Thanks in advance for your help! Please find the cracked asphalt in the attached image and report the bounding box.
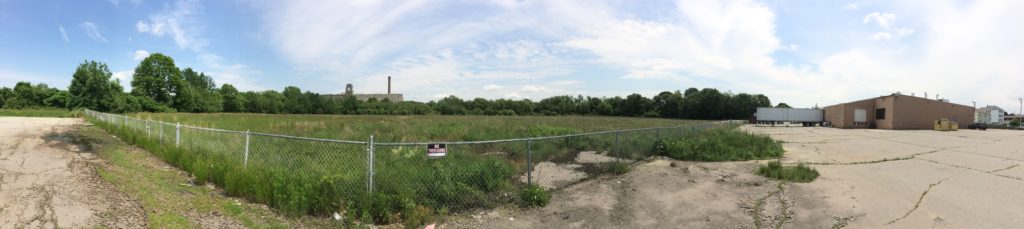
[445,125,1024,228]
[0,117,145,228]
[746,126,1024,228]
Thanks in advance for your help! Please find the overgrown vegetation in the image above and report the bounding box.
[654,127,783,161]
[755,161,819,183]
[519,185,549,208]
[608,162,631,175]
[88,112,730,225]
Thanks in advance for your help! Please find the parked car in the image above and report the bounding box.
[968,123,988,130]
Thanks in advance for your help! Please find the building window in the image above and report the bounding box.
[876,108,886,120]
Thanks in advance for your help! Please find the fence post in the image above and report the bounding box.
[146,119,150,139]
[527,138,533,186]
[175,123,181,147]
[159,122,164,145]
[367,135,375,195]
[243,130,251,168]
[656,128,661,142]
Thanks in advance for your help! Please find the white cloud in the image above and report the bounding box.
[108,0,143,8]
[58,25,69,43]
[197,53,264,91]
[843,3,859,10]
[483,84,503,91]
[79,22,107,43]
[251,0,1024,110]
[870,32,892,41]
[863,12,896,29]
[112,70,133,91]
[136,0,204,50]
[132,50,150,61]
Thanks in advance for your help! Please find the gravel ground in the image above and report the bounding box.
[0,117,146,228]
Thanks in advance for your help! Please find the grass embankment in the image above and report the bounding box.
[755,161,819,182]
[92,113,711,226]
[74,124,333,228]
[0,108,80,117]
[654,126,784,161]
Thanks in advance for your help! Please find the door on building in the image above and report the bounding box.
[854,109,867,127]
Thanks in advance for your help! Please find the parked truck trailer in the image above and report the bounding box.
[754,107,824,127]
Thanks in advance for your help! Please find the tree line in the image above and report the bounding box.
[0,53,786,120]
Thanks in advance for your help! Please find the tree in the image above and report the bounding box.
[776,103,792,108]
[131,53,181,106]
[68,60,122,111]
[282,86,306,114]
[220,84,246,112]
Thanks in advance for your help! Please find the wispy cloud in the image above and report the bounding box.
[132,50,150,60]
[136,0,204,50]
[58,24,69,43]
[79,22,107,43]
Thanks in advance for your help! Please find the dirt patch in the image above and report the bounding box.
[451,159,836,228]
[0,117,146,228]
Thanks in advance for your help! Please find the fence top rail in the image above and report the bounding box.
[84,109,738,146]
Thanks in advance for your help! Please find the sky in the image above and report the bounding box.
[0,0,1022,111]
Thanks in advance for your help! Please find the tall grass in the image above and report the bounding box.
[653,126,783,161]
[134,112,704,142]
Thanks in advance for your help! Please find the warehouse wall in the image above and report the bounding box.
[890,96,974,129]
[824,99,876,129]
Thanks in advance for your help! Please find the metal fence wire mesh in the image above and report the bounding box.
[82,109,737,221]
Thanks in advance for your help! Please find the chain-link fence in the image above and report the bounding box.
[83,109,739,223]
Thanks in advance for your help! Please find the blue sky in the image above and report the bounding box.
[1,0,1022,111]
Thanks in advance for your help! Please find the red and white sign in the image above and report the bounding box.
[427,143,447,157]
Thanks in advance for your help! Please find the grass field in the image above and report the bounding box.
[93,111,730,226]
[131,112,706,142]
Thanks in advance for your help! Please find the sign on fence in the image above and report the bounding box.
[426,143,447,158]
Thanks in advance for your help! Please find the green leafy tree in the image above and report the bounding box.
[68,60,122,111]
[776,103,792,108]
[131,53,181,105]
[220,84,246,112]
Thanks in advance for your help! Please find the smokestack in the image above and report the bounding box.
[387,76,391,95]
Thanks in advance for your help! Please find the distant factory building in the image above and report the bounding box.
[324,76,404,102]
[823,93,973,129]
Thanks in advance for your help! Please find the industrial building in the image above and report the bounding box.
[324,76,404,102]
[823,94,974,129]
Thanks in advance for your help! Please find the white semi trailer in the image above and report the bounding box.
[754,107,824,127]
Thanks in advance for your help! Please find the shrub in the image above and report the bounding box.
[755,161,819,182]
[608,162,630,175]
[519,185,549,208]
[657,128,782,161]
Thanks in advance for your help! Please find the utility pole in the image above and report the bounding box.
[1019,98,1022,129]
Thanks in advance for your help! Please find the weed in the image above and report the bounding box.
[755,161,819,183]
[519,185,549,208]
[608,162,630,175]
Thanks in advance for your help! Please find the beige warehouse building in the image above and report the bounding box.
[823,94,974,129]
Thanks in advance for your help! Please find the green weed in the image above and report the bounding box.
[519,185,549,208]
[756,161,819,183]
